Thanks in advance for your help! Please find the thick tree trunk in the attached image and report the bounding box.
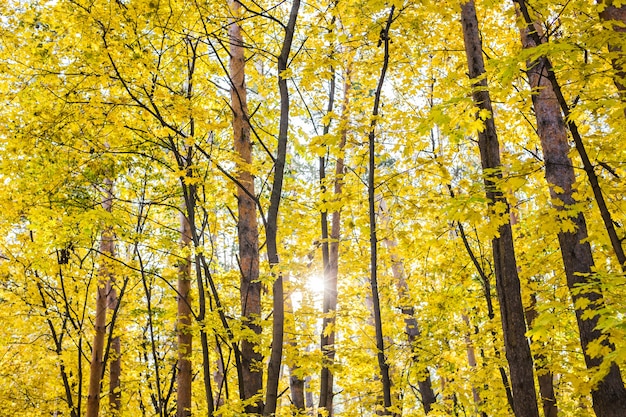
[379,200,436,414]
[367,7,395,415]
[460,3,540,417]
[515,0,626,270]
[87,178,116,417]
[177,212,193,417]
[264,1,300,414]
[520,21,626,417]
[228,1,264,413]
[598,2,626,99]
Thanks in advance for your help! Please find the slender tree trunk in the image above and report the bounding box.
[318,69,350,416]
[318,64,335,417]
[213,344,226,407]
[455,219,515,412]
[228,1,264,412]
[284,275,305,413]
[181,38,218,416]
[318,58,354,417]
[519,20,626,417]
[264,1,300,414]
[511,205,558,417]
[460,3,540,417]
[461,315,487,417]
[108,286,121,414]
[177,212,193,417]
[524,295,557,417]
[367,7,395,415]
[177,154,217,416]
[87,178,116,417]
[37,277,79,417]
[379,199,436,414]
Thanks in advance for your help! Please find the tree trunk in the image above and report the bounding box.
[462,315,487,417]
[379,199,436,414]
[515,0,626,270]
[454,218,515,412]
[598,2,626,99]
[460,3,540,417]
[228,1,264,413]
[367,6,395,415]
[524,295,557,417]
[108,286,121,414]
[264,1,300,414]
[318,64,336,417]
[519,20,626,417]
[284,274,306,413]
[87,178,116,417]
[318,57,353,417]
[177,212,193,417]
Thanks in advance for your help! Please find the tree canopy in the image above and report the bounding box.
[1,0,626,416]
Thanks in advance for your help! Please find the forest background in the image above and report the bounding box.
[1,0,626,416]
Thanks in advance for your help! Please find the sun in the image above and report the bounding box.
[306,274,325,294]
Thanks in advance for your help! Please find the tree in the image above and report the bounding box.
[177,212,193,417]
[460,2,540,416]
[87,178,117,417]
[367,6,396,414]
[228,0,264,412]
[519,14,626,417]
[3,0,626,416]
[263,0,301,414]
